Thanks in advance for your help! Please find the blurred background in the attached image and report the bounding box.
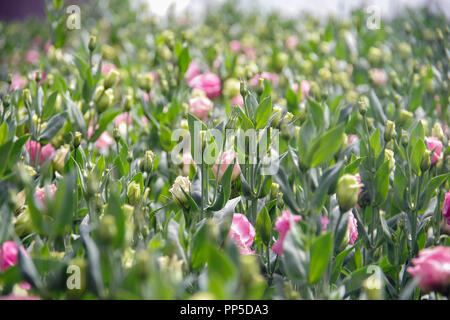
[1,0,449,21]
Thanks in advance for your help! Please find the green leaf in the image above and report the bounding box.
[410,121,424,147]
[256,206,271,245]
[178,46,191,75]
[369,128,382,157]
[410,139,426,176]
[281,227,308,280]
[331,245,355,282]
[65,94,86,135]
[0,140,13,176]
[369,90,387,123]
[306,124,345,168]
[38,112,66,142]
[307,98,324,130]
[255,96,272,129]
[0,122,7,146]
[410,84,424,111]
[309,232,334,284]
[375,161,390,205]
[90,109,121,142]
[209,158,234,211]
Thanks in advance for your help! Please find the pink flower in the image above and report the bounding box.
[212,150,241,183]
[0,294,40,300]
[185,61,200,86]
[243,45,256,60]
[230,94,244,108]
[0,242,31,291]
[321,216,330,232]
[228,214,256,255]
[87,126,115,151]
[291,80,310,99]
[25,50,39,64]
[425,136,443,165]
[229,40,241,52]
[407,246,450,292]
[101,62,117,75]
[443,190,450,225]
[25,139,55,166]
[10,74,27,91]
[272,210,302,256]
[285,35,299,50]
[348,212,358,245]
[348,134,359,144]
[114,112,133,126]
[189,72,222,99]
[369,68,388,86]
[189,96,213,121]
[250,72,279,87]
[34,184,57,209]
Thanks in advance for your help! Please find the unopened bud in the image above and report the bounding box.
[22,89,32,106]
[99,215,117,243]
[104,70,120,89]
[169,176,191,209]
[127,181,141,205]
[73,131,82,148]
[420,149,432,172]
[140,150,155,173]
[88,35,97,52]
[337,174,360,212]
[431,123,444,141]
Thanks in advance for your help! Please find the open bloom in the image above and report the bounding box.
[291,80,311,99]
[0,241,30,291]
[25,139,55,166]
[34,184,57,209]
[88,126,115,151]
[189,72,222,99]
[11,74,27,90]
[229,40,241,52]
[212,151,241,183]
[407,246,450,292]
[369,68,388,86]
[230,94,244,108]
[229,214,256,255]
[425,136,443,165]
[348,212,358,245]
[169,176,191,209]
[272,210,302,256]
[443,190,450,225]
[189,96,213,121]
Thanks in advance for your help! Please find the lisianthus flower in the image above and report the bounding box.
[228,213,256,255]
[348,212,358,245]
[229,40,241,52]
[272,210,302,256]
[285,35,299,50]
[424,136,443,165]
[0,241,31,291]
[212,150,241,183]
[407,246,450,292]
[10,74,27,90]
[291,80,311,99]
[34,184,57,209]
[25,139,55,166]
[25,49,39,64]
[369,68,388,86]
[101,62,117,75]
[230,94,244,108]
[189,96,213,121]
[250,72,279,87]
[189,72,222,99]
[321,216,330,232]
[185,61,200,86]
[443,190,450,225]
[88,126,115,151]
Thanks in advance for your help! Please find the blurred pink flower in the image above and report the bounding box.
[212,150,241,183]
[182,152,197,175]
[0,241,32,292]
[250,72,279,87]
[230,94,244,108]
[189,72,222,99]
[348,212,358,245]
[369,68,388,86]
[189,96,213,121]
[88,126,115,151]
[229,213,256,255]
[285,35,299,50]
[407,246,450,292]
[321,216,330,232]
[34,184,57,209]
[243,45,256,60]
[114,112,133,126]
[25,50,39,64]
[425,136,443,165]
[0,294,39,300]
[101,62,117,75]
[272,210,302,256]
[348,134,359,144]
[185,61,200,86]
[25,139,55,166]
[443,190,450,225]
[229,40,241,52]
[291,80,310,99]
[10,74,27,91]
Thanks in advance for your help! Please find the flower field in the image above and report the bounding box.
[0,0,449,300]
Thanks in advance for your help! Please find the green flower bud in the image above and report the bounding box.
[136,250,152,279]
[3,94,10,108]
[431,123,444,141]
[14,207,34,237]
[398,109,413,128]
[99,215,117,243]
[368,47,382,65]
[223,78,241,98]
[384,149,395,172]
[35,71,42,84]
[140,150,155,173]
[337,174,360,212]
[73,131,82,148]
[384,120,397,142]
[358,96,369,116]
[7,73,12,85]
[104,70,120,89]
[113,127,120,141]
[52,144,70,173]
[158,254,184,283]
[127,181,141,205]
[22,89,32,106]
[420,149,431,172]
[96,88,114,113]
[270,183,279,200]
[88,35,97,52]
[124,94,133,112]
[169,176,191,209]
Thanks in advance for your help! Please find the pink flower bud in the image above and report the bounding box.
[272,210,302,256]
[230,94,244,108]
[321,216,330,232]
[25,139,55,166]
[189,96,213,121]
[407,246,450,292]
[0,241,28,271]
[229,40,241,53]
[348,212,358,246]
[425,136,443,165]
[369,68,388,86]
[250,72,279,87]
[212,151,241,183]
[101,62,117,75]
[11,74,27,91]
[285,35,299,50]
[228,214,256,255]
[25,50,39,64]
